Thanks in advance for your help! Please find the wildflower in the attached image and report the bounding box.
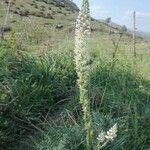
[97,132,106,143]
[105,123,117,141]
[97,124,117,143]
[74,0,93,149]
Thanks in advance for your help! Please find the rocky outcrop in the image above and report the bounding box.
[50,0,79,12]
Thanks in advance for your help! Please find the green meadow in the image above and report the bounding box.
[0,0,150,149]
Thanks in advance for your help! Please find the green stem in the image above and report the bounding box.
[79,79,93,150]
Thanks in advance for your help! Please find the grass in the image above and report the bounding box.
[35,59,149,149]
[0,37,77,149]
[0,0,150,149]
[0,31,149,149]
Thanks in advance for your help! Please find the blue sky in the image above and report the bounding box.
[73,0,150,33]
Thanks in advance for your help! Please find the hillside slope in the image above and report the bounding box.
[0,0,131,36]
[0,0,78,26]
[1,0,145,42]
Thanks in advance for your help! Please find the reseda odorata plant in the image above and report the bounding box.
[97,123,117,149]
[74,0,117,149]
[74,0,93,149]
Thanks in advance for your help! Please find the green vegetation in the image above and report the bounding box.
[0,0,150,150]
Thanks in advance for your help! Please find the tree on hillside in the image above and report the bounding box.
[120,25,127,33]
[105,17,111,24]
[105,17,112,34]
